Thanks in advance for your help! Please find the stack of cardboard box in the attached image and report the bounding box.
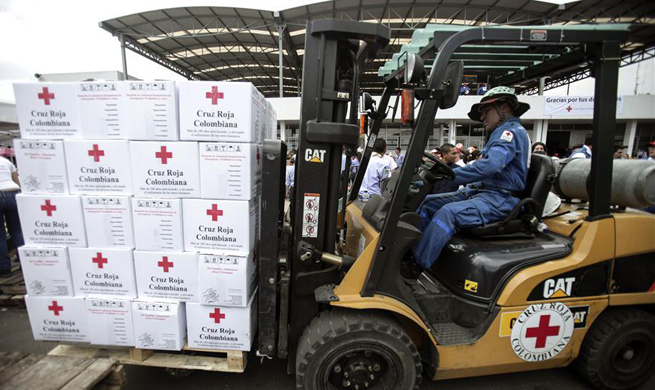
[12,80,274,352]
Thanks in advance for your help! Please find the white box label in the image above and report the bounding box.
[132,198,184,251]
[132,300,186,351]
[198,250,257,307]
[134,251,199,302]
[76,82,126,139]
[130,141,200,198]
[13,83,83,139]
[179,81,260,143]
[69,247,137,298]
[13,139,69,194]
[124,81,179,140]
[19,246,73,296]
[199,142,261,200]
[25,295,90,342]
[64,140,133,194]
[182,198,258,254]
[86,297,135,346]
[186,293,256,351]
[17,194,87,247]
[82,195,135,248]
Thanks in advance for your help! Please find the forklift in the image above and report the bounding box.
[258,20,655,390]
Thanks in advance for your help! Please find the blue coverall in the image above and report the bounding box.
[414,117,531,268]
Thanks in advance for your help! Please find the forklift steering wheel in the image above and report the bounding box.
[423,151,456,181]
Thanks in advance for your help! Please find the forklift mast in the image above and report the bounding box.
[281,20,390,370]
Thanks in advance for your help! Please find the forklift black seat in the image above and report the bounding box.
[462,153,556,237]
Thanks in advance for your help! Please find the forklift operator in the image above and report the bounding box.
[414,87,531,268]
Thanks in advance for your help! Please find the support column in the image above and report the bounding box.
[277,25,286,98]
[448,120,457,145]
[120,34,128,81]
[280,120,286,142]
[624,120,637,157]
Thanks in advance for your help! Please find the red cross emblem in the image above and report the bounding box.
[525,315,560,348]
[205,86,224,105]
[256,146,261,165]
[40,200,57,216]
[92,252,108,269]
[48,301,64,316]
[209,308,226,323]
[88,144,105,162]
[38,87,55,105]
[158,256,174,273]
[155,146,173,164]
[206,204,224,221]
[566,106,573,112]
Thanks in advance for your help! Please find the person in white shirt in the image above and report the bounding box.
[359,139,392,199]
[286,155,295,204]
[383,151,398,172]
[0,156,23,276]
[570,137,592,159]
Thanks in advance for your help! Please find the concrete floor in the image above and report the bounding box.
[1,306,653,390]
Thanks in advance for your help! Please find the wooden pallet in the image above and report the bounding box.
[0,351,124,390]
[49,343,247,373]
[0,265,25,306]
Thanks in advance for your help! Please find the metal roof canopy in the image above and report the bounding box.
[99,0,655,97]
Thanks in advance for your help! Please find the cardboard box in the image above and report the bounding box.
[17,194,87,247]
[76,81,126,139]
[131,198,184,251]
[132,299,186,351]
[13,139,69,194]
[13,82,83,139]
[268,100,277,140]
[25,295,90,342]
[18,246,73,296]
[186,292,257,351]
[178,81,261,143]
[82,195,135,248]
[86,297,135,346]
[64,140,133,194]
[130,141,200,198]
[134,251,199,302]
[124,81,179,141]
[182,198,258,254]
[198,142,261,200]
[198,249,257,307]
[69,247,137,298]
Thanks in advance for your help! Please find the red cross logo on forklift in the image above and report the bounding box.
[48,301,64,316]
[40,200,57,216]
[88,144,105,162]
[206,204,224,221]
[209,308,226,323]
[155,146,173,164]
[525,315,560,348]
[158,256,174,273]
[205,86,224,105]
[92,252,108,269]
[38,87,55,105]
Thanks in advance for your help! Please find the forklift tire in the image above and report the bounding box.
[296,308,422,390]
[574,307,655,390]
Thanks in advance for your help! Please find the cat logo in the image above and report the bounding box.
[305,148,326,163]
[543,277,575,298]
[571,306,589,329]
[464,279,478,293]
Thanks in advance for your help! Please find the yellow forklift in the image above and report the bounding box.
[257,21,655,390]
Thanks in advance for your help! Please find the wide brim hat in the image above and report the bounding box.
[467,86,530,122]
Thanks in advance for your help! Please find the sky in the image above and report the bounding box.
[0,0,653,101]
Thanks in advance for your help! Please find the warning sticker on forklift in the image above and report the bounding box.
[509,303,574,362]
[302,193,320,238]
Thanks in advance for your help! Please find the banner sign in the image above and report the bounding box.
[544,96,623,116]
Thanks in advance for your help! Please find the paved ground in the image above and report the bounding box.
[1,306,653,390]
